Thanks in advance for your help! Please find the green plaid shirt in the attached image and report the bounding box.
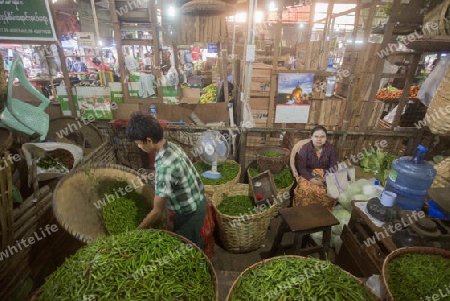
[154,141,205,214]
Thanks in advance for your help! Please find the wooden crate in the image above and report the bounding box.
[249,170,278,207]
[296,41,330,71]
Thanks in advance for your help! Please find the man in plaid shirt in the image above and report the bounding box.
[126,111,206,250]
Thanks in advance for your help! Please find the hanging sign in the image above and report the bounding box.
[75,32,95,47]
[207,43,218,54]
[0,0,57,41]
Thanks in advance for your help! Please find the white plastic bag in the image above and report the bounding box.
[22,142,84,184]
[418,57,450,107]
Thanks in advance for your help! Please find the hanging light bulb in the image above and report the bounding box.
[168,5,176,17]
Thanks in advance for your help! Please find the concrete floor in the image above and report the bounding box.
[209,214,337,301]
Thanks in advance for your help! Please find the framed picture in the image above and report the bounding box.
[275,73,314,123]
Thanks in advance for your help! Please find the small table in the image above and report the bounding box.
[266,203,339,260]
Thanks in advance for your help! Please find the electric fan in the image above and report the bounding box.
[197,131,229,179]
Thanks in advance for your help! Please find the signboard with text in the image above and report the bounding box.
[0,0,57,41]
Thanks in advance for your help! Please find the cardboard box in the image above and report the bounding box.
[182,87,201,98]
[180,97,199,104]
[112,103,140,120]
[109,82,124,104]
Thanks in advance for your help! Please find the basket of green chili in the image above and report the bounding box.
[226,255,381,301]
[256,147,290,174]
[211,184,276,253]
[32,229,219,301]
[52,163,157,243]
[194,159,241,196]
[381,247,450,301]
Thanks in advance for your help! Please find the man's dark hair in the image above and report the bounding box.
[126,111,163,143]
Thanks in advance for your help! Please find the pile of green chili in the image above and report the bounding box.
[387,253,450,300]
[194,161,239,185]
[249,165,294,189]
[217,195,255,216]
[36,230,216,301]
[100,181,162,235]
[261,151,284,158]
[229,256,377,300]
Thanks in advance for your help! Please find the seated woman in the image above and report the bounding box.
[293,125,338,210]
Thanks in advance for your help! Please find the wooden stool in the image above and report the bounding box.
[266,203,339,260]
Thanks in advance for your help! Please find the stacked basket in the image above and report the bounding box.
[432,156,450,188]
[256,146,290,174]
[426,66,450,136]
[202,159,241,196]
[211,184,276,253]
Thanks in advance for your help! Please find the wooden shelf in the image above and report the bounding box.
[371,23,422,35]
[121,39,153,46]
[406,35,450,52]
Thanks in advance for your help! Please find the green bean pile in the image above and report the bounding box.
[261,151,283,158]
[249,165,294,189]
[387,253,450,300]
[194,161,239,185]
[37,230,216,301]
[217,195,254,216]
[229,256,377,301]
[100,181,162,235]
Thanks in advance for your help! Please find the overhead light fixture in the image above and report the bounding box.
[269,1,277,11]
[168,5,176,17]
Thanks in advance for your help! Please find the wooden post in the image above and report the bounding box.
[342,1,361,131]
[361,0,402,131]
[108,0,129,101]
[267,0,284,128]
[150,0,163,103]
[48,1,77,116]
[391,54,421,128]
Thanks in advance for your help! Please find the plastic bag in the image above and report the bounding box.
[201,197,216,258]
[418,57,450,107]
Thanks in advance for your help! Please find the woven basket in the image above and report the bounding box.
[427,67,450,136]
[226,255,381,300]
[381,247,450,301]
[0,128,12,154]
[423,0,450,36]
[211,184,276,253]
[256,147,290,174]
[48,116,105,155]
[432,156,450,188]
[53,163,155,243]
[202,160,241,196]
[31,229,220,301]
[181,0,235,15]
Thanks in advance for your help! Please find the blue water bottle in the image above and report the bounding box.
[384,144,437,210]
[149,103,157,119]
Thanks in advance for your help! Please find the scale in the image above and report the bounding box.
[392,210,450,249]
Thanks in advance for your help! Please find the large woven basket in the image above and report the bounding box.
[426,66,450,135]
[211,184,276,253]
[432,156,450,188]
[256,146,290,174]
[423,0,450,36]
[31,229,220,301]
[226,255,381,300]
[52,163,154,243]
[202,159,241,196]
[381,247,450,301]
